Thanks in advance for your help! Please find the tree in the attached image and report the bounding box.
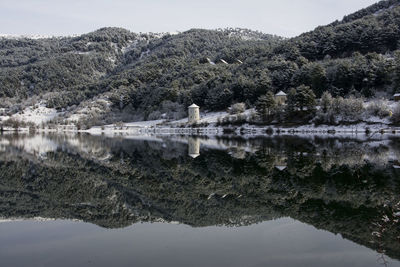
[309,63,327,97]
[296,85,316,112]
[229,103,246,114]
[256,91,276,120]
[255,70,272,97]
[320,91,333,113]
[293,63,327,97]
[393,51,400,91]
[205,87,233,110]
[286,88,297,115]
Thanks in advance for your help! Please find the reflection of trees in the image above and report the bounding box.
[287,152,316,178]
[254,147,277,171]
[0,134,400,259]
[390,138,400,164]
[372,201,400,265]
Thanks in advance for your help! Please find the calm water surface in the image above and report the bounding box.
[0,133,399,267]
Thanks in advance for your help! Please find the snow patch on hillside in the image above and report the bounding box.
[121,40,138,54]
[72,51,93,55]
[0,103,60,125]
[65,98,112,123]
[0,34,60,39]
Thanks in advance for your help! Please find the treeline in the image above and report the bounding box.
[250,88,398,125]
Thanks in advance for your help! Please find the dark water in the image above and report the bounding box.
[0,133,400,267]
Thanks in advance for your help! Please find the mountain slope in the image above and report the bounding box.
[1,0,400,125]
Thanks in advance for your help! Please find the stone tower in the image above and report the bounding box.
[188,104,200,124]
[275,91,287,105]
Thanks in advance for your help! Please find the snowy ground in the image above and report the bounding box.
[0,103,60,125]
[124,120,164,127]
[167,111,230,125]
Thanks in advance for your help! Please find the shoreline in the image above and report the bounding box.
[2,122,400,137]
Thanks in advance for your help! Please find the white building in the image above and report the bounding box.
[275,91,287,105]
[188,104,200,124]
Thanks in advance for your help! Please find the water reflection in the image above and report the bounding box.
[188,137,200,158]
[0,133,400,265]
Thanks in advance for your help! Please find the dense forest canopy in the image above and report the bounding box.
[1,0,400,120]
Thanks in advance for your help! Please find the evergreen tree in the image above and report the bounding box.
[309,63,327,97]
[256,91,276,119]
[286,88,297,116]
[296,85,316,112]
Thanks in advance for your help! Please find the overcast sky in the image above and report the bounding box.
[0,0,379,37]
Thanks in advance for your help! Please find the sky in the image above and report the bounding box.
[0,0,379,37]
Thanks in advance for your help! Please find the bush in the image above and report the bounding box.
[28,122,36,133]
[342,97,364,121]
[366,99,391,118]
[331,97,344,114]
[320,92,333,113]
[75,121,82,131]
[326,96,364,122]
[228,103,246,115]
[194,122,209,128]
[248,111,260,124]
[391,104,400,124]
[216,115,234,126]
[2,118,23,129]
[314,110,336,125]
[115,121,125,129]
[314,94,367,124]
[77,116,100,130]
[236,113,247,123]
[147,111,162,120]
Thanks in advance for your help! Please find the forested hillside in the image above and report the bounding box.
[1,0,400,123]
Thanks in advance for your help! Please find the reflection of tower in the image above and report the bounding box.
[275,155,287,171]
[188,137,200,158]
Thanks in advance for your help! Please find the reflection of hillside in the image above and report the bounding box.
[0,134,399,259]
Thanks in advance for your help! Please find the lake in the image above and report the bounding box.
[0,133,399,267]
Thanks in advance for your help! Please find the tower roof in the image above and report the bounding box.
[189,104,199,108]
[276,91,287,96]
